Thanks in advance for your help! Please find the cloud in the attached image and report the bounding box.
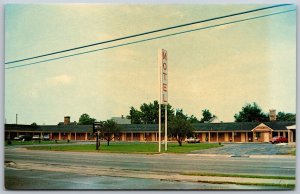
[46,74,74,87]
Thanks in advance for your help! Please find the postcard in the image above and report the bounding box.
[4,3,296,190]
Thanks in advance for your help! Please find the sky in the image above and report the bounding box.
[4,4,296,125]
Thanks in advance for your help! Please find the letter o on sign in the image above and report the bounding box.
[163,62,167,70]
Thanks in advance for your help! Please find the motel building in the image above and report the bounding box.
[5,116,296,144]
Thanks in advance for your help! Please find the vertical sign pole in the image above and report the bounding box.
[158,49,161,153]
[162,49,168,152]
[165,104,167,151]
[159,103,161,152]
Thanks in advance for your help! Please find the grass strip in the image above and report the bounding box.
[181,172,295,180]
[25,142,222,154]
[289,149,296,156]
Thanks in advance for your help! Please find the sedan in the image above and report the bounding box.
[270,136,288,144]
[13,135,32,141]
[185,137,200,143]
[32,135,41,140]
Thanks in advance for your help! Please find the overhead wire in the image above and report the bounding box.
[5,4,291,65]
[5,9,295,70]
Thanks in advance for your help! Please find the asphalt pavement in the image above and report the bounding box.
[4,143,296,190]
[191,143,295,156]
[5,168,289,190]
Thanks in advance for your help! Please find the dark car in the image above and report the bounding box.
[13,135,32,141]
[270,136,288,144]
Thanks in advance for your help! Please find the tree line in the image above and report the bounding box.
[233,102,296,122]
[126,100,216,124]
[75,101,295,146]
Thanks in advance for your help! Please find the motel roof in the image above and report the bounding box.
[192,121,296,132]
[5,124,93,133]
[5,121,295,133]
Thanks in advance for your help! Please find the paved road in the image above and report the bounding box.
[5,147,296,176]
[4,145,296,190]
[5,168,287,190]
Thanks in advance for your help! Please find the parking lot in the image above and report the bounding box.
[191,143,295,156]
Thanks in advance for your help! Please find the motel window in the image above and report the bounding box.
[126,133,131,138]
[256,132,261,138]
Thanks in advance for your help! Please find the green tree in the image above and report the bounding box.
[169,115,193,146]
[129,101,175,124]
[30,122,38,127]
[234,102,269,122]
[276,112,296,121]
[200,109,215,123]
[160,103,175,123]
[78,113,96,125]
[99,119,120,146]
[140,102,157,124]
[188,115,199,123]
[175,109,188,120]
[128,107,143,124]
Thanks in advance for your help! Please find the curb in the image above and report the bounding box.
[249,155,296,159]
[186,154,232,157]
[186,154,295,159]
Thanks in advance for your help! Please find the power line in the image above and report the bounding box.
[5,9,295,70]
[6,9,295,70]
[5,4,291,65]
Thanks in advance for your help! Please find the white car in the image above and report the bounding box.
[43,134,50,140]
[186,137,200,143]
[32,135,41,140]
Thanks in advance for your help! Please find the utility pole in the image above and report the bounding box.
[16,114,18,124]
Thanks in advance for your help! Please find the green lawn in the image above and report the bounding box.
[290,149,296,156]
[26,142,222,154]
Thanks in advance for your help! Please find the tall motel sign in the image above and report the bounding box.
[158,49,168,152]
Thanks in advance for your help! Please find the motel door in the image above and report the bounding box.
[263,132,270,142]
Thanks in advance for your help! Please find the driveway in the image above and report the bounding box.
[191,143,295,156]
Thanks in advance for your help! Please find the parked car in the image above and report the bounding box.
[270,136,288,144]
[13,135,32,141]
[43,134,50,141]
[32,135,41,140]
[186,137,200,143]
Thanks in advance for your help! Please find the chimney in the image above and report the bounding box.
[64,116,70,125]
[269,109,276,121]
